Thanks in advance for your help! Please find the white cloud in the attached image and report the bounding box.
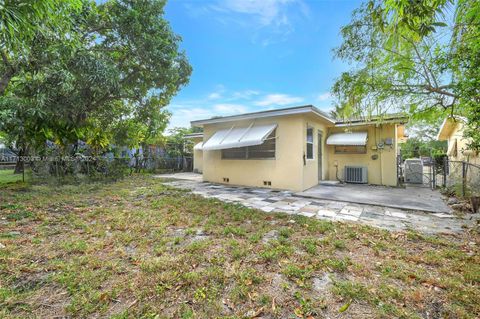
[167,88,306,130]
[231,90,260,100]
[185,0,310,46]
[208,92,222,100]
[254,94,303,106]
[168,106,215,129]
[218,0,296,27]
[317,92,332,102]
[214,103,248,114]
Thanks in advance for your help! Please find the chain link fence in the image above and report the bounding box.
[439,160,480,197]
[1,155,193,184]
[399,156,480,197]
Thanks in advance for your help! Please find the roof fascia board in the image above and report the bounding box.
[191,106,335,127]
[184,133,204,139]
[335,118,408,127]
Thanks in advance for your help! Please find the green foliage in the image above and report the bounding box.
[0,0,82,54]
[333,0,480,149]
[464,106,480,151]
[400,137,447,160]
[164,127,197,158]
[0,0,192,162]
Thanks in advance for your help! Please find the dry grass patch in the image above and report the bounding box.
[0,175,479,318]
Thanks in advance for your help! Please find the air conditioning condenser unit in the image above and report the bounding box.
[344,166,368,183]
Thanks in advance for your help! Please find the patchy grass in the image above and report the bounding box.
[0,175,479,318]
[0,169,25,185]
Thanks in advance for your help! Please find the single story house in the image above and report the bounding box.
[437,116,479,165]
[190,105,407,192]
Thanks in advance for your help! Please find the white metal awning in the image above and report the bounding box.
[326,132,368,146]
[193,142,203,151]
[202,123,277,151]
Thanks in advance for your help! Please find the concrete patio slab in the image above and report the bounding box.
[155,174,480,234]
[296,183,451,213]
[154,172,203,182]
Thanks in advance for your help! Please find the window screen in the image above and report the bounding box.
[222,130,276,159]
[306,127,314,159]
[334,145,367,154]
[221,147,247,159]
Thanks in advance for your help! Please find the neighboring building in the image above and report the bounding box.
[185,132,204,173]
[190,105,407,192]
[0,143,17,162]
[437,116,479,165]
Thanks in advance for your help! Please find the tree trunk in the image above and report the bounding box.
[0,65,16,95]
[134,149,140,173]
[14,148,25,174]
[471,196,480,214]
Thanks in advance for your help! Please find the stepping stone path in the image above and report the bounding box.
[160,179,479,234]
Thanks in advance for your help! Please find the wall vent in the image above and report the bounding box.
[223,177,229,182]
[344,166,368,183]
[263,181,272,186]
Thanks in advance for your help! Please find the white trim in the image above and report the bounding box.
[306,126,314,160]
[191,105,335,126]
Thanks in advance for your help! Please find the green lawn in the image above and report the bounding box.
[0,169,25,185]
[0,175,478,318]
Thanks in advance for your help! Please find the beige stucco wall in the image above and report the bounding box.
[447,122,479,165]
[190,137,203,173]
[326,124,399,186]
[199,116,401,191]
[193,149,203,173]
[202,115,308,191]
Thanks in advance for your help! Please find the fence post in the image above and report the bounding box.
[462,161,466,197]
[443,157,447,187]
[432,161,436,190]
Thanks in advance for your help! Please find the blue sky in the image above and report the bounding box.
[164,0,362,129]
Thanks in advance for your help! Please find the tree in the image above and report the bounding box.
[164,127,194,158]
[0,0,192,172]
[400,137,447,160]
[0,0,83,95]
[332,0,480,148]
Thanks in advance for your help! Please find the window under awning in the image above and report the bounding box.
[202,123,277,151]
[193,142,203,151]
[326,132,368,146]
